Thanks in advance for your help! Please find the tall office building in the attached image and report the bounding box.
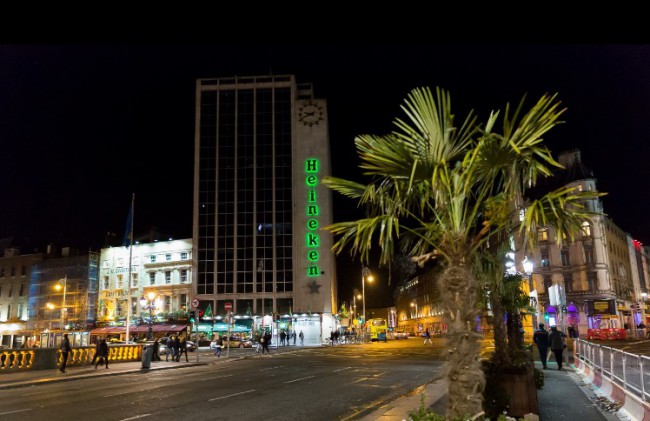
[193,75,337,344]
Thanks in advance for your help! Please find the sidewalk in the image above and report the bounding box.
[360,360,622,421]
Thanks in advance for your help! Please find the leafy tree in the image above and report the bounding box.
[323,87,601,418]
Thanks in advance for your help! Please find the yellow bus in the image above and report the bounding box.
[365,318,388,342]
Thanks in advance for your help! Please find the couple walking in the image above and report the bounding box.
[533,323,567,370]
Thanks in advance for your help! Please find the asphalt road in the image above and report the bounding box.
[0,339,446,421]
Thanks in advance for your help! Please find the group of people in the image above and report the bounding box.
[162,335,189,362]
[533,323,568,370]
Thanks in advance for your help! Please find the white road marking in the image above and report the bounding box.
[259,366,283,371]
[0,409,32,416]
[200,374,233,381]
[373,371,387,377]
[120,414,152,420]
[334,367,352,373]
[104,391,132,398]
[208,389,256,401]
[283,375,315,384]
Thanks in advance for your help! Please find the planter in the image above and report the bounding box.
[499,365,539,417]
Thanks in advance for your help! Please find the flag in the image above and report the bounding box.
[122,194,134,247]
[289,306,292,317]
[204,303,213,319]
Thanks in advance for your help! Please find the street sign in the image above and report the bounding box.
[224,302,232,312]
[191,298,199,309]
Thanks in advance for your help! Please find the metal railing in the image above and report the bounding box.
[575,338,650,402]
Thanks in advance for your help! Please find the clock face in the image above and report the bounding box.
[298,100,324,127]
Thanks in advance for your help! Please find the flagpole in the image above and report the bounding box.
[125,193,135,343]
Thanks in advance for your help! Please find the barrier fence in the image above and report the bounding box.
[575,338,650,402]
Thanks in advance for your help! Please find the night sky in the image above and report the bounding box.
[2,45,649,307]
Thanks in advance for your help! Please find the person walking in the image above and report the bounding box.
[423,329,432,345]
[152,339,161,361]
[533,323,549,369]
[292,331,296,345]
[95,339,109,369]
[214,336,223,357]
[548,325,567,370]
[166,337,174,362]
[261,332,271,354]
[90,339,101,366]
[59,333,72,373]
[173,336,181,362]
[178,337,189,362]
[299,330,304,346]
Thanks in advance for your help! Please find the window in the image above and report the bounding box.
[538,228,548,242]
[165,271,171,284]
[17,304,24,319]
[150,255,156,263]
[0,285,2,297]
[582,221,591,237]
[543,276,553,291]
[181,269,188,283]
[587,272,598,291]
[180,294,187,310]
[561,249,570,266]
[21,265,26,276]
[584,247,594,265]
[565,277,574,293]
[19,283,25,296]
[132,273,138,287]
[540,248,550,267]
[166,254,172,261]
[0,267,4,277]
[103,276,109,289]
[6,304,12,320]
[8,284,13,297]
[149,272,156,285]
[181,252,188,260]
[10,266,16,277]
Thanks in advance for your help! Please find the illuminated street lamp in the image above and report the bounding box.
[46,302,55,331]
[362,266,373,340]
[139,291,157,340]
[54,276,67,330]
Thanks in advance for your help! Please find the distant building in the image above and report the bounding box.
[97,239,193,325]
[193,75,337,344]
[0,247,41,348]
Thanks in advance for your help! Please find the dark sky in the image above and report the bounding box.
[2,45,650,307]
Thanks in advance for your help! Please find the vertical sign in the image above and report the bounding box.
[305,159,321,278]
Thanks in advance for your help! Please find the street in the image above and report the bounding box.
[0,338,446,421]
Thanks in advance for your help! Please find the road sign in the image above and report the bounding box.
[191,298,200,309]
[224,302,232,312]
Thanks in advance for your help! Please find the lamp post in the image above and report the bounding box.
[361,266,373,341]
[139,291,157,340]
[522,257,535,336]
[54,276,67,330]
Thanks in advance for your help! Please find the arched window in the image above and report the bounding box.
[582,221,591,237]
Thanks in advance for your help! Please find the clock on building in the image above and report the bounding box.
[298,100,324,127]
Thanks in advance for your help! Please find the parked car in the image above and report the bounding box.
[393,330,409,340]
[210,336,253,349]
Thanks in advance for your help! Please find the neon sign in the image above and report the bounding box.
[306,159,321,277]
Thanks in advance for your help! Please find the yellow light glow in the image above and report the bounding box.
[46,303,55,310]
[147,291,156,301]
[367,275,374,282]
[54,284,62,291]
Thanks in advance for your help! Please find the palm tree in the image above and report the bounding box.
[323,87,602,419]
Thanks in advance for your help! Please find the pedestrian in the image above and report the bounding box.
[423,328,432,345]
[152,339,161,361]
[533,323,549,369]
[166,337,174,362]
[173,336,181,362]
[299,330,304,346]
[280,330,286,346]
[292,331,296,345]
[90,339,101,366]
[214,336,223,357]
[95,339,109,369]
[59,333,72,373]
[548,325,567,370]
[261,332,271,354]
[330,330,335,346]
[178,337,189,362]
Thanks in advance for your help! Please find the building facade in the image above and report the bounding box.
[0,247,41,347]
[97,239,193,324]
[193,75,337,345]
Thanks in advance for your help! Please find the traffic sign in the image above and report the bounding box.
[191,298,199,309]
[224,302,232,312]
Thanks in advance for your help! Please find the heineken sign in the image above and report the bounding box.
[305,159,321,278]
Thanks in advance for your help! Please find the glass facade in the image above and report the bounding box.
[197,77,295,310]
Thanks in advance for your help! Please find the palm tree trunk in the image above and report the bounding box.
[490,288,510,367]
[438,262,485,419]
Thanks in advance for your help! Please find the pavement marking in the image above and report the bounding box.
[284,375,315,384]
[334,367,353,373]
[208,389,256,401]
[120,414,152,420]
[350,377,369,384]
[0,409,32,416]
[200,374,233,381]
[373,371,387,377]
[105,391,132,398]
[259,366,283,371]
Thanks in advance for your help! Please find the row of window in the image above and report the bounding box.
[0,303,25,321]
[102,270,189,290]
[0,283,26,298]
[541,272,598,293]
[539,246,595,268]
[102,252,189,268]
[0,265,27,277]
[537,222,592,242]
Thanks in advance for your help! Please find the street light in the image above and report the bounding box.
[352,289,361,328]
[362,266,373,340]
[139,291,157,340]
[54,276,67,330]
